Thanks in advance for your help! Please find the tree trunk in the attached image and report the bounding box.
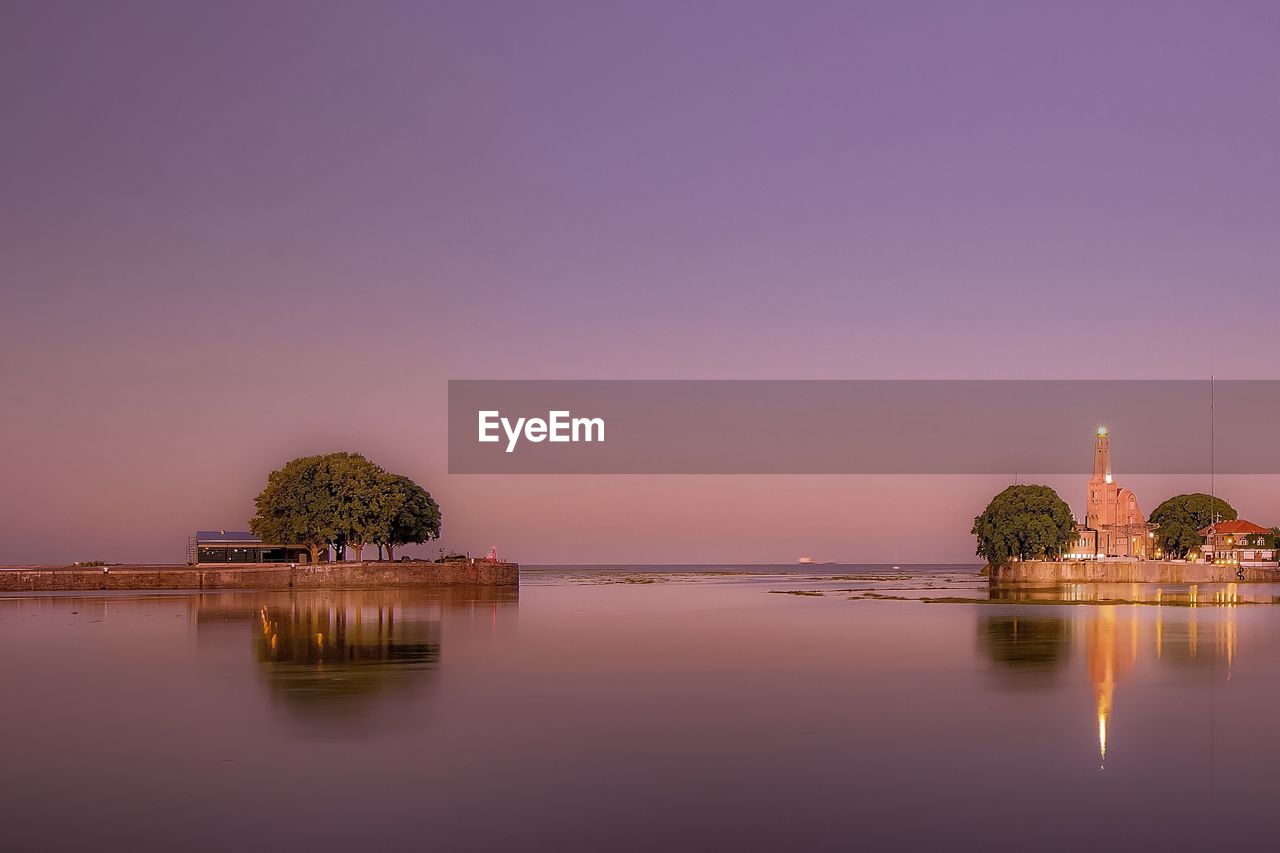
[351,542,363,563]
[376,544,385,561]
[308,544,320,564]
[386,544,396,561]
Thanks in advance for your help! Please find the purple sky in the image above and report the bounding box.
[3,1,1279,564]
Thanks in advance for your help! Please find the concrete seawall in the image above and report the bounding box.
[0,560,519,592]
[991,560,1280,584]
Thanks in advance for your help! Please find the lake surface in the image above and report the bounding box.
[3,565,1279,851]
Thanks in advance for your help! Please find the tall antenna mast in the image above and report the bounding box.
[1210,374,1216,531]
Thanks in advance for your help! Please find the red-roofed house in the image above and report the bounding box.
[1197,520,1277,567]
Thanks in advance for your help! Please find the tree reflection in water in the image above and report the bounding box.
[978,614,1071,683]
[255,592,441,706]
[196,586,517,725]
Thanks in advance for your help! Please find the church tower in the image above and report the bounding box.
[1093,428,1111,483]
[1083,427,1150,558]
[1086,427,1112,529]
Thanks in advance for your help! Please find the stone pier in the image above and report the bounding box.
[990,560,1280,584]
[0,560,519,592]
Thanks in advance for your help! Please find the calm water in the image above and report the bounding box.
[3,565,1279,851]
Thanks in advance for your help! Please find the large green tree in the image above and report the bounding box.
[324,452,390,562]
[371,473,442,561]
[972,484,1076,567]
[1148,493,1237,558]
[250,453,439,563]
[248,455,340,564]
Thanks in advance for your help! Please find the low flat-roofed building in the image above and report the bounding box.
[188,530,319,565]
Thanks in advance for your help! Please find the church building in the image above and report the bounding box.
[1067,428,1153,560]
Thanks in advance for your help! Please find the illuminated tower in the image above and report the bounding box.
[1084,427,1150,558]
[1086,427,1112,529]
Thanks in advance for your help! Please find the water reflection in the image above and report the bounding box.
[1085,606,1135,766]
[977,615,1071,681]
[195,586,518,722]
[988,581,1280,606]
[981,584,1243,768]
[7,573,1280,849]
[252,593,440,709]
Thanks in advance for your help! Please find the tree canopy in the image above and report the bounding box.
[971,484,1076,567]
[1148,493,1237,558]
[250,453,442,562]
[370,473,443,561]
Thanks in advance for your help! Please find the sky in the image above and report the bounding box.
[2,0,1279,564]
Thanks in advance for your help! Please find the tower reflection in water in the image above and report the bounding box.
[196,587,518,724]
[981,583,1260,767]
